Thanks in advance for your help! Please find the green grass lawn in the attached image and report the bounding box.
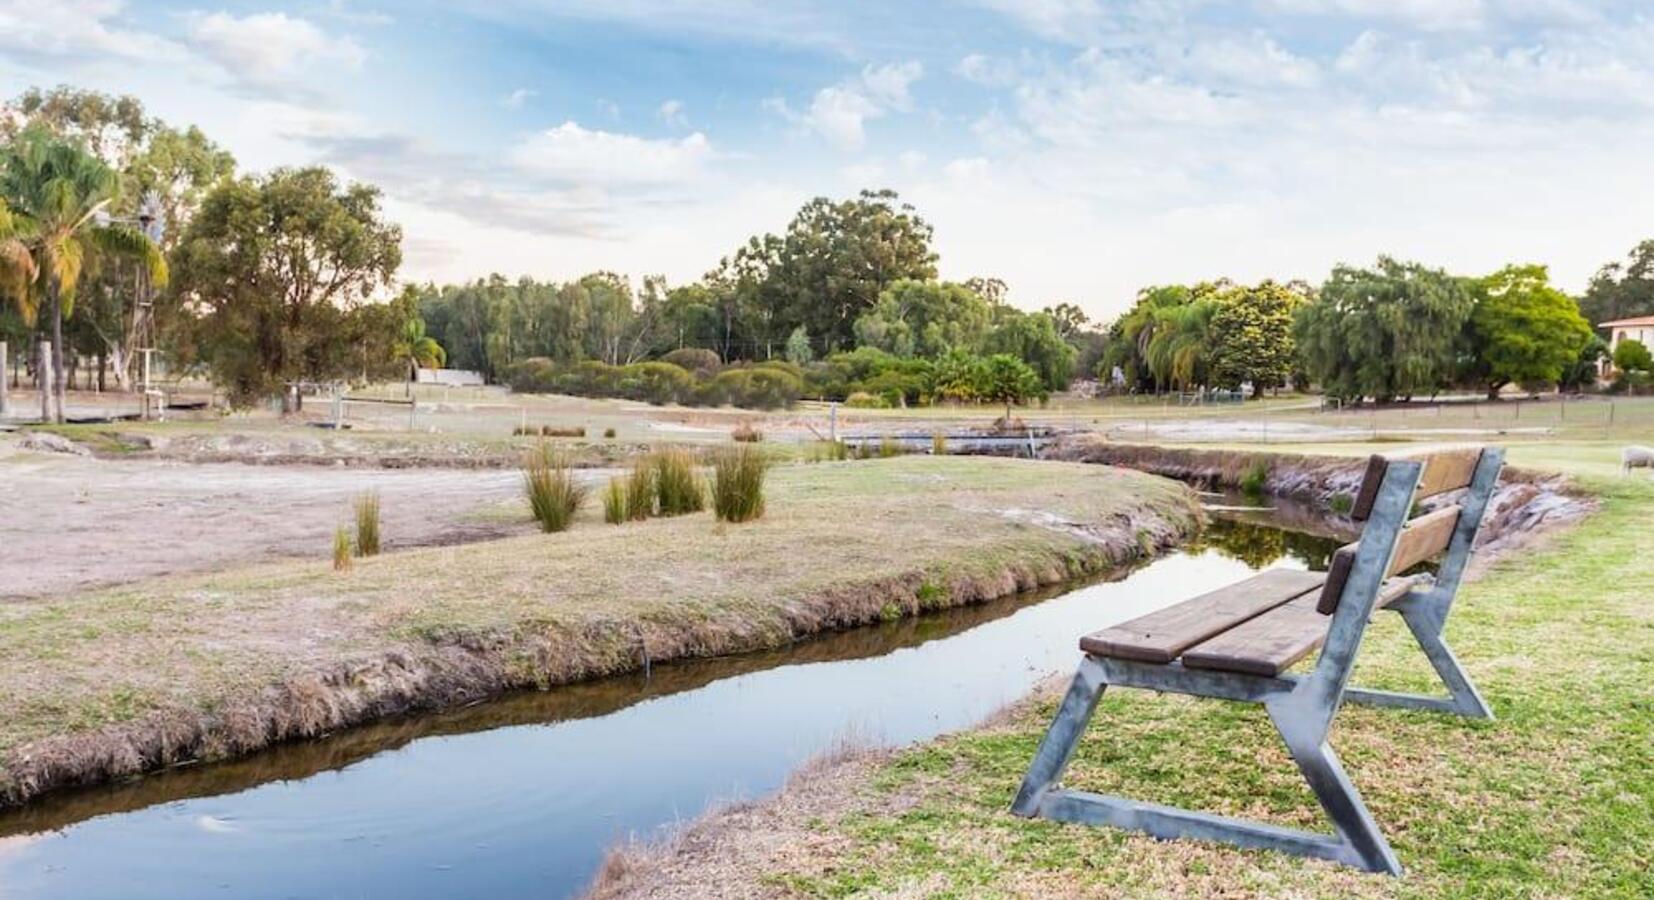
[618,469,1653,898]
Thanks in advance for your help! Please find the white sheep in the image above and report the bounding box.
[1623,445,1654,476]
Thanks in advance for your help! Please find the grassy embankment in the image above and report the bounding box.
[595,454,1653,899]
[0,456,1198,807]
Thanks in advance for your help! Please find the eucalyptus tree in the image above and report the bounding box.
[172,166,401,409]
[0,129,166,420]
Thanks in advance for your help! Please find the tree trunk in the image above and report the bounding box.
[49,282,66,423]
[97,351,107,393]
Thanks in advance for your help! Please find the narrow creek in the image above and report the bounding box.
[0,500,1347,900]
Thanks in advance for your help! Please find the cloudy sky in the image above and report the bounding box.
[4,1,1652,320]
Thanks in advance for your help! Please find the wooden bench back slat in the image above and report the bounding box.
[1318,504,1463,615]
[1351,447,1485,521]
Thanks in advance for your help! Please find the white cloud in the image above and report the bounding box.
[898,150,928,171]
[501,88,537,109]
[956,53,1019,87]
[1259,0,1487,32]
[943,157,990,180]
[770,61,923,151]
[185,11,367,94]
[511,122,715,187]
[0,0,182,61]
[657,99,687,127]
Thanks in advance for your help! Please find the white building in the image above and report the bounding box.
[1600,315,1654,378]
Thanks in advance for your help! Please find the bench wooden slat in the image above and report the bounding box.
[1351,448,1485,520]
[1414,448,1483,499]
[1080,569,1325,663]
[1317,505,1462,615]
[1181,595,1327,676]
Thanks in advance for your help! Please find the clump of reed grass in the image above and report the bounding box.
[652,448,705,516]
[808,440,848,463]
[1239,460,1270,499]
[879,435,902,458]
[712,443,768,523]
[523,443,587,532]
[332,525,353,572]
[931,431,947,455]
[731,422,763,443]
[625,460,655,520]
[602,476,627,524]
[603,427,617,439]
[353,491,381,557]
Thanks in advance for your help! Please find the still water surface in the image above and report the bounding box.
[0,512,1341,899]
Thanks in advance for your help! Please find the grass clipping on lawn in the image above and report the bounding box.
[0,456,1199,808]
[589,474,1654,900]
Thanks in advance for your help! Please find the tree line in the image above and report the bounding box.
[6,83,1651,419]
[1102,250,1654,403]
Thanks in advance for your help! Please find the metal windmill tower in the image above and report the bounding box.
[135,191,165,419]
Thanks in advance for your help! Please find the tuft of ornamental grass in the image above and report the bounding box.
[353,491,381,557]
[731,422,763,443]
[808,440,848,463]
[602,476,627,525]
[523,443,587,532]
[879,435,902,458]
[332,525,353,572]
[931,431,947,455]
[625,460,655,520]
[712,443,768,523]
[652,448,705,516]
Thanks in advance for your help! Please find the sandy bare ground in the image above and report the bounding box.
[0,441,581,600]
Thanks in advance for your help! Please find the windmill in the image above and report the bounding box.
[134,191,165,419]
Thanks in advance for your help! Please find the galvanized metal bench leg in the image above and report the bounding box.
[1268,697,1404,875]
[1011,657,1106,816]
[1344,596,1494,720]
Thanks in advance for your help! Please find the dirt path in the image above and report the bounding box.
[0,444,582,600]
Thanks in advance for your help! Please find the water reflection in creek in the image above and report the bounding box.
[0,509,1341,900]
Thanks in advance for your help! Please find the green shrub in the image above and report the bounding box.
[712,443,768,523]
[523,444,587,532]
[621,361,695,405]
[332,525,353,572]
[1239,461,1270,499]
[603,427,617,439]
[625,459,655,520]
[660,347,722,376]
[844,390,889,409]
[652,448,705,516]
[602,476,627,524]
[353,491,381,557]
[1328,493,1354,516]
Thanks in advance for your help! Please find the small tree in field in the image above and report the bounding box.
[1463,265,1592,399]
[978,354,1044,420]
[1614,338,1652,374]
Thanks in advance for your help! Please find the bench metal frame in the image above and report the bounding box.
[1011,449,1505,875]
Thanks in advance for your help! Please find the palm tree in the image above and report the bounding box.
[0,199,36,309]
[0,128,166,421]
[393,315,446,395]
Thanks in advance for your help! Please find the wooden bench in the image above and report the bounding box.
[1012,447,1505,876]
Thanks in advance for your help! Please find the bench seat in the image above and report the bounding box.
[1081,569,1426,675]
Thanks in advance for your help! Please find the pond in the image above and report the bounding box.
[0,505,1344,899]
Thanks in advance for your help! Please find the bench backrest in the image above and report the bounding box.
[1316,447,1502,616]
[1301,446,1504,715]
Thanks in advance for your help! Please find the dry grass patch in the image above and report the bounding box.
[0,457,1198,807]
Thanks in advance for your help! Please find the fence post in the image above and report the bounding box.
[38,340,52,422]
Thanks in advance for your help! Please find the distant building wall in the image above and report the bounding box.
[1600,318,1654,378]
[415,368,486,386]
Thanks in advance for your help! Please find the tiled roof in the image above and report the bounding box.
[1600,315,1654,327]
